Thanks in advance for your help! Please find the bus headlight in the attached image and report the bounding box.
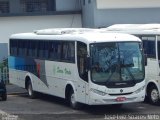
[90,88,107,96]
[134,86,145,94]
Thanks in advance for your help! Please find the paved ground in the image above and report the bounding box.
[6,84,27,95]
[0,85,160,120]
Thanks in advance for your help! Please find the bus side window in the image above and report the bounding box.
[10,39,18,56]
[158,41,160,61]
[48,41,61,61]
[18,40,23,56]
[44,41,49,58]
[77,41,88,82]
[37,41,45,58]
[142,40,156,58]
[30,40,36,57]
[62,42,75,63]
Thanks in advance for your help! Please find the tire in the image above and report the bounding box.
[68,89,82,109]
[148,85,160,105]
[1,92,7,101]
[27,81,36,99]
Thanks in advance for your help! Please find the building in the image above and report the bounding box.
[1,0,160,83]
[1,0,160,43]
[0,0,82,83]
[0,0,82,43]
[82,0,160,28]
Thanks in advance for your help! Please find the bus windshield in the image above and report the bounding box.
[90,42,144,87]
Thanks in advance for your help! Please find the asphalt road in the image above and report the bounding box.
[0,85,160,120]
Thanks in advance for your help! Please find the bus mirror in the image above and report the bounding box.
[86,56,91,71]
[144,54,147,66]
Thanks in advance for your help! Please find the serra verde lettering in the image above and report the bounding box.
[53,66,71,75]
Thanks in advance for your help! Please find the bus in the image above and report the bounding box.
[104,24,160,105]
[8,28,145,109]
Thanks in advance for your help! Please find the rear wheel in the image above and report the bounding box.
[27,81,36,99]
[68,89,82,109]
[148,85,160,105]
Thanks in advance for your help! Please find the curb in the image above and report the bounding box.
[7,92,27,95]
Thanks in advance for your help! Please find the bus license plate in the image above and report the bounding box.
[115,97,126,102]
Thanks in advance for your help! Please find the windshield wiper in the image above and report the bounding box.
[105,64,119,84]
[120,63,134,68]
[123,67,136,84]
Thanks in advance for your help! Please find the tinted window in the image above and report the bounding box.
[10,39,18,56]
[18,40,25,56]
[38,41,44,58]
[158,42,160,59]
[10,39,75,63]
[62,42,75,62]
[141,36,156,58]
[20,0,55,13]
[0,1,9,14]
[77,41,88,81]
[48,41,62,61]
[90,42,144,87]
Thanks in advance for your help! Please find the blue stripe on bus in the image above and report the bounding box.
[8,56,48,86]
[8,56,37,73]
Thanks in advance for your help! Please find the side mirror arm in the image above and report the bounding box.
[144,54,147,66]
[86,56,91,71]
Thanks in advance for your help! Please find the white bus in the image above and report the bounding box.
[105,24,160,105]
[8,28,145,109]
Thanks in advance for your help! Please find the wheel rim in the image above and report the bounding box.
[28,84,32,96]
[71,93,76,105]
[151,89,159,102]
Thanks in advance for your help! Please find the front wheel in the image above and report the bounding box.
[68,89,82,109]
[148,85,160,105]
[27,81,36,99]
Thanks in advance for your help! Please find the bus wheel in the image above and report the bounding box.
[148,85,160,105]
[1,92,7,101]
[27,81,36,99]
[69,89,82,109]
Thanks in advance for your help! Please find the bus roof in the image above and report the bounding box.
[107,24,160,30]
[104,24,160,35]
[10,28,141,43]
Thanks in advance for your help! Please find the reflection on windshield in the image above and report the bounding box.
[90,42,144,84]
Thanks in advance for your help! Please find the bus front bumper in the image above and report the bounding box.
[88,89,145,105]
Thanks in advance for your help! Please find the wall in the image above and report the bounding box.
[9,0,81,13]
[81,0,160,28]
[81,0,95,27]
[96,0,160,9]
[94,8,160,28]
[0,14,82,43]
[56,0,81,11]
